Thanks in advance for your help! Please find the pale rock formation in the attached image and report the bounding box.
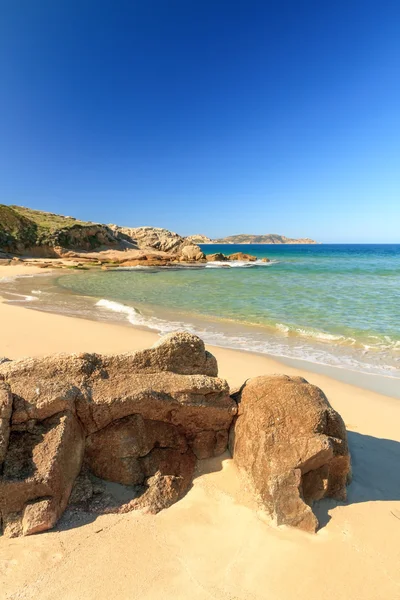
[229,375,351,532]
[111,225,187,254]
[179,244,206,261]
[186,234,213,244]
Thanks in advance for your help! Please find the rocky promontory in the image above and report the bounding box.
[0,205,205,266]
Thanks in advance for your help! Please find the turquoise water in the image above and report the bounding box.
[2,244,399,377]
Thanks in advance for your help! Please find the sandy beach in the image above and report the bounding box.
[1,265,399,600]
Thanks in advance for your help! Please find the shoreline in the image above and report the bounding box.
[0,264,398,412]
[1,264,400,599]
[0,264,399,398]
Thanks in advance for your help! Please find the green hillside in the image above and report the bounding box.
[0,204,113,253]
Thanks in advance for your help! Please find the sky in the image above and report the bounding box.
[0,1,399,242]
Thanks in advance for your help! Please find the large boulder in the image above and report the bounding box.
[0,333,236,536]
[229,375,351,532]
[179,244,206,262]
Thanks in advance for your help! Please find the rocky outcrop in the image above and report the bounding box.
[0,335,351,538]
[228,252,257,261]
[111,225,195,255]
[206,253,229,262]
[0,333,236,536]
[206,252,266,262]
[229,375,351,532]
[0,205,205,262]
[0,204,124,254]
[179,245,206,262]
[186,234,212,244]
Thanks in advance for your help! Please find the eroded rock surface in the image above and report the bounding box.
[0,333,235,536]
[229,375,351,532]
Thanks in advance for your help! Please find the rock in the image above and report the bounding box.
[111,227,205,262]
[0,411,85,537]
[0,333,236,536]
[186,234,212,244]
[22,498,59,536]
[179,245,206,262]
[130,469,194,514]
[206,253,229,262]
[119,254,174,267]
[150,331,218,376]
[85,414,191,485]
[229,375,350,532]
[0,383,12,466]
[261,257,270,263]
[111,225,187,254]
[228,252,257,261]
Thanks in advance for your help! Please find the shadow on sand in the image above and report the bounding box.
[56,454,227,533]
[57,433,400,533]
[314,431,400,527]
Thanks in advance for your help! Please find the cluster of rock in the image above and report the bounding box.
[0,333,350,537]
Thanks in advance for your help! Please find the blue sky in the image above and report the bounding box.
[0,1,399,242]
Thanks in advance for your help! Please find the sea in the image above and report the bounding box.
[1,244,399,382]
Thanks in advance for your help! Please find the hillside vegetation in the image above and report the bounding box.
[0,204,117,253]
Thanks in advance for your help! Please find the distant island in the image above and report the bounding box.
[188,233,317,244]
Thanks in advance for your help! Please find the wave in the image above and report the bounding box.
[205,259,279,269]
[95,299,400,378]
[276,323,352,343]
[95,299,190,332]
[2,291,38,302]
[275,322,400,352]
[0,274,35,284]
[113,260,279,270]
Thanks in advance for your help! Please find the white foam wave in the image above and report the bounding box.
[95,299,400,378]
[205,259,278,269]
[96,299,190,333]
[3,292,38,302]
[112,260,279,270]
